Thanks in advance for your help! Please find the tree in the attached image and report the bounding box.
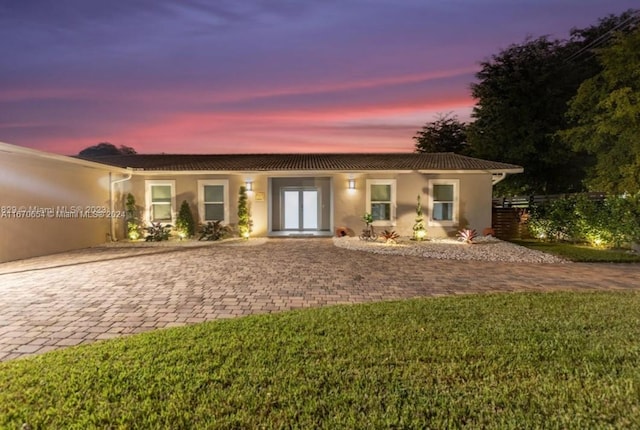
[560,27,640,194]
[467,37,591,195]
[237,186,251,239]
[125,193,141,240]
[78,142,137,157]
[413,113,468,153]
[467,11,638,195]
[175,200,196,238]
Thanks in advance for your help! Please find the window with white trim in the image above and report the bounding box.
[145,180,175,223]
[198,180,229,223]
[366,179,396,225]
[429,179,459,225]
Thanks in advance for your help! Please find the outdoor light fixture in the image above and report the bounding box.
[348,179,356,190]
[245,180,253,192]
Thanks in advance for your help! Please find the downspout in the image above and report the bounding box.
[109,169,133,241]
[492,172,507,186]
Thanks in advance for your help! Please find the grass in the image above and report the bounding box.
[511,239,640,262]
[2,292,640,428]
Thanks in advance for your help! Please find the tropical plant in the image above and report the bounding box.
[175,200,195,239]
[125,193,141,240]
[362,213,373,226]
[199,221,231,241]
[145,222,172,242]
[381,230,400,244]
[457,228,478,244]
[412,195,426,241]
[237,186,252,239]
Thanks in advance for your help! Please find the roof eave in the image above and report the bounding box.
[0,141,132,174]
[418,168,524,174]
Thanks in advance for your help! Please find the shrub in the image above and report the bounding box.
[125,193,141,240]
[527,193,640,248]
[145,222,171,242]
[199,221,231,241]
[175,200,195,239]
[412,195,426,241]
[237,186,252,239]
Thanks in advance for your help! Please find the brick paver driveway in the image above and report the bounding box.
[1,239,639,361]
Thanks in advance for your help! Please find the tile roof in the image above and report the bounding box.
[80,153,523,172]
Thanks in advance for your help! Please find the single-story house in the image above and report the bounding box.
[0,141,523,262]
[88,152,523,238]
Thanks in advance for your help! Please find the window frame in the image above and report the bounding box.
[365,179,396,226]
[145,180,176,224]
[197,179,229,224]
[428,179,459,226]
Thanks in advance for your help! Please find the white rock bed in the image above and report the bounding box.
[333,236,568,264]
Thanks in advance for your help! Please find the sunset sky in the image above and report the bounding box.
[1,0,637,155]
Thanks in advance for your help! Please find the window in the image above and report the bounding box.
[145,180,175,223]
[198,180,229,223]
[429,179,459,225]
[366,180,396,225]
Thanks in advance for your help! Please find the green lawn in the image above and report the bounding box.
[511,239,640,262]
[2,292,640,428]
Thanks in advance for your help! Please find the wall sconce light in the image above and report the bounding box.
[245,180,253,192]
[348,179,356,190]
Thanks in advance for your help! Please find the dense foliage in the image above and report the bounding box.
[560,27,640,194]
[468,11,638,195]
[413,113,468,153]
[527,193,640,247]
[78,142,136,157]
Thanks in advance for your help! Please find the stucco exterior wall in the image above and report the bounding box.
[334,171,493,238]
[0,144,121,263]
[124,170,494,240]
[124,174,271,238]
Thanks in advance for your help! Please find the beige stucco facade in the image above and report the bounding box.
[1,142,506,262]
[0,142,129,263]
[122,170,494,239]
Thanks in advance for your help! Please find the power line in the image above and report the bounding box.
[564,10,640,63]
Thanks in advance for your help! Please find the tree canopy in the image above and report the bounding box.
[467,10,638,195]
[560,27,640,194]
[413,113,468,154]
[78,142,137,157]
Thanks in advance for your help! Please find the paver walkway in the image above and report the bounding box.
[1,239,639,361]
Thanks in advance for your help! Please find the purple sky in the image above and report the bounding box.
[0,0,637,155]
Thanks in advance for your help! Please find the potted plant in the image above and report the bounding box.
[359,213,377,240]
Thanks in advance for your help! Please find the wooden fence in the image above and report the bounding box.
[492,192,606,208]
[491,192,606,240]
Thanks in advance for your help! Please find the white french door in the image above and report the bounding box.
[283,189,318,230]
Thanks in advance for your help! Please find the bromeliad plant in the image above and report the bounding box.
[457,228,478,244]
[381,230,400,244]
[199,220,231,241]
[145,222,172,242]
